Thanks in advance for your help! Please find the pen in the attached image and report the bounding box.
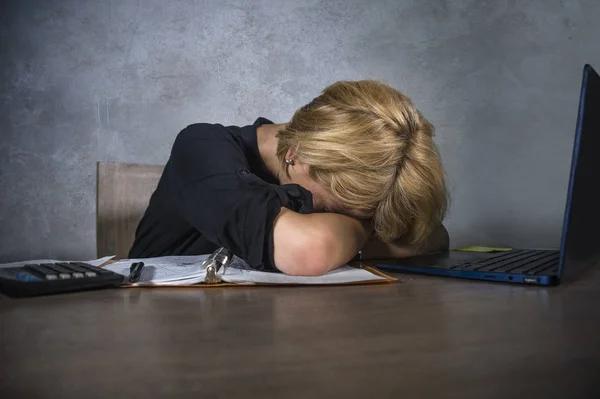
[128,262,145,283]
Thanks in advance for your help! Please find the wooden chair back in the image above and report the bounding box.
[96,162,164,259]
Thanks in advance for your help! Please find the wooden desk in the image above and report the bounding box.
[2,266,599,398]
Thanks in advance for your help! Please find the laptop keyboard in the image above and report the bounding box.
[450,250,560,275]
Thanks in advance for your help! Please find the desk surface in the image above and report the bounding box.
[2,264,600,398]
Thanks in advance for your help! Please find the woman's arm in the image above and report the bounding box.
[271,207,448,275]
[272,208,372,276]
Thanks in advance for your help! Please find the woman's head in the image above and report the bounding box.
[276,80,448,246]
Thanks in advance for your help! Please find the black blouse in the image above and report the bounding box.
[128,117,313,271]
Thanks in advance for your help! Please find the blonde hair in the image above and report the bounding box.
[276,80,448,245]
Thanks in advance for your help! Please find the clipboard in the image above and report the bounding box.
[118,265,397,288]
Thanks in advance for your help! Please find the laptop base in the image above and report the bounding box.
[374,249,560,286]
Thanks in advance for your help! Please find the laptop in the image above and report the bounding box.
[374,64,600,286]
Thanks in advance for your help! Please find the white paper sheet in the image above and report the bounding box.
[221,264,386,284]
[0,255,115,268]
[102,255,211,285]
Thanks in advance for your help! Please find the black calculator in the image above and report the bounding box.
[0,262,125,297]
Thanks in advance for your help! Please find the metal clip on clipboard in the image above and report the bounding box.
[201,247,233,284]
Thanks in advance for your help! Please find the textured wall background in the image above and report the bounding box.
[1,0,599,262]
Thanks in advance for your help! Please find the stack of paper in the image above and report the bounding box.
[103,255,210,285]
[102,255,393,286]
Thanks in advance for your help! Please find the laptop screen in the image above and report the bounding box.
[559,64,600,281]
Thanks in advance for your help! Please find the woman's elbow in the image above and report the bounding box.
[293,248,333,276]
[274,233,334,276]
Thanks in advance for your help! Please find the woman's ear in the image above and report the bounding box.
[284,147,294,161]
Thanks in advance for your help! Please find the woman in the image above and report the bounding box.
[129,80,449,276]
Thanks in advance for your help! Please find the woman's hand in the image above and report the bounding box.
[360,224,449,260]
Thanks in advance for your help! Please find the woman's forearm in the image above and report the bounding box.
[274,208,448,274]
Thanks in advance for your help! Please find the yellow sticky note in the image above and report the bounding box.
[456,245,512,253]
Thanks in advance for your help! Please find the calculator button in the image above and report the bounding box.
[42,264,76,279]
[70,262,103,275]
[70,262,93,268]
[57,262,84,272]
[56,263,88,278]
[41,263,69,272]
[25,264,58,279]
[16,272,42,282]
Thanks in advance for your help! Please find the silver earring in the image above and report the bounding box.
[285,159,294,165]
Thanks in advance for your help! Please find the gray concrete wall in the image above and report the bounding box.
[1,0,598,262]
